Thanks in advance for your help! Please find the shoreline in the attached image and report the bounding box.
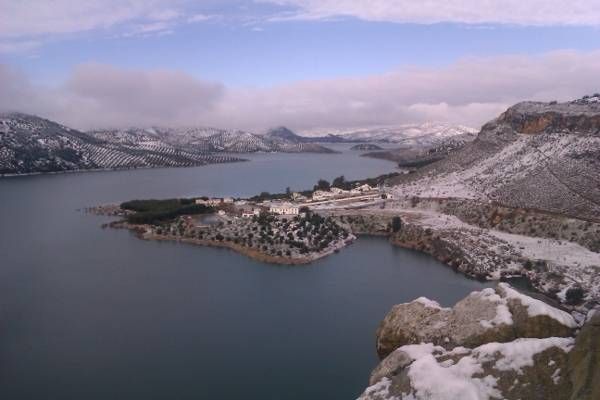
[108,220,354,266]
[0,158,248,179]
[89,190,599,314]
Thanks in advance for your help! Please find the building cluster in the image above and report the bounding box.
[193,183,387,219]
[311,184,376,201]
[195,197,234,206]
[269,203,300,216]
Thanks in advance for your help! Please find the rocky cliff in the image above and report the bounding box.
[358,284,599,400]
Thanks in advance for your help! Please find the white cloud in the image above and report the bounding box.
[0,0,186,38]
[0,39,42,54]
[1,50,599,131]
[0,0,221,50]
[263,0,600,26]
[187,14,212,23]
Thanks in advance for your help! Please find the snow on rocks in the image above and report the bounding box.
[360,337,574,400]
[413,297,445,310]
[373,206,600,308]
[497,283,577,329]
[361,286,580,400]
[376,284,576,359]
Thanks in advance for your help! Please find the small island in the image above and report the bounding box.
[350,143,384,151]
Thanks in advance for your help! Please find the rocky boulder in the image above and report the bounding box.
[360,338,575,400]
[362,284,582,400]
[568,311,600,400]
[376,283,576,358]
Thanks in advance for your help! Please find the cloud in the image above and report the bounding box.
[208,50,600,131]
[1,51,600,131]
[0,0,218,46]
[0,39,42,54]
[0,63,224,129]
[187,14,212,23]
[0,0,185,38]
[262,0,600,26]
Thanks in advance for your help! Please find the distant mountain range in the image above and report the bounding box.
[0,113,247,175]
[0,112,476,176]
[0,114,337,175]
[300,123,478,145]
[88,126,335,154]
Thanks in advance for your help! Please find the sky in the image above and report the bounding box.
[1,0,600,132]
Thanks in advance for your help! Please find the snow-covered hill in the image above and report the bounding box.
[0,115,338,175]
[389,97,600,220]
[0,114,242,175]
[89,126,336,154]
[363,132,477,166]
[301,123,478,145]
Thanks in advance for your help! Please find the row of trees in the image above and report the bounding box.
[122,198,213,224]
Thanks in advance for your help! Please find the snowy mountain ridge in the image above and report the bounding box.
[299,122,477,144]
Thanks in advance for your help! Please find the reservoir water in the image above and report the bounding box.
[0,145,491,399]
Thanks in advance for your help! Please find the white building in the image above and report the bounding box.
[312,190,335,201]
[269,203,299,215]
[196,198,226,206]
[223,197,234,204]
[291,192,308,202]
[241,208,261,218]
[354,184,374,193]
[330,187,348,195]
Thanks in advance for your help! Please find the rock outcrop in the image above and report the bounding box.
[568,311,600,400]
[361,284,583,400]
[376,283,576,358]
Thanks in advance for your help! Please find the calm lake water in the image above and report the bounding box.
[0,145,491,400]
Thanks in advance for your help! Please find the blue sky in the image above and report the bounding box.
[1,1,600,130]
[4,18,600,87]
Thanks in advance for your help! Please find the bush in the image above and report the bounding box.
[565,287,585,305]
[122,198,212,225]
[391,216,402,233]
[313,179,330,191]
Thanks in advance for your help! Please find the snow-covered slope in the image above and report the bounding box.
[89,126,335,154]
[301,123,478,145]
[389,98,600,220]
[0,114,242,175]
[363,132,477,166]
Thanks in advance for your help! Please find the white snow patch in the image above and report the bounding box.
[407,351,500,400]
[490,231,600,273]
[478,288,514,328]
[551,368,562,384]
[499,283,577,328]
[358,377,393,400]
[401,343,445,360]
[474,337,574,374]
[414,297,444,309]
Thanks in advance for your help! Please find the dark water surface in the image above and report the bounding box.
[0,147,491,400]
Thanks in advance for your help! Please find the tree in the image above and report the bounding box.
[566,287,585,305]
[314,179,330,191]
[299,206,310,213]
[332,175,347,189]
